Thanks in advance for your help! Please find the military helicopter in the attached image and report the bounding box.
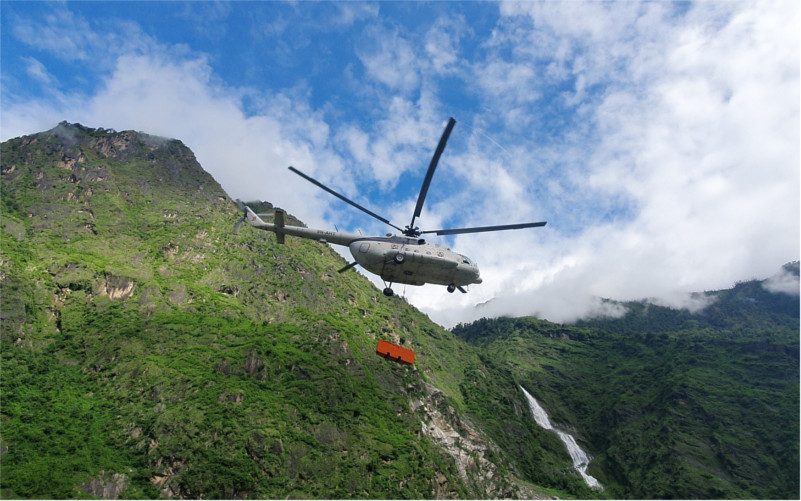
[235,117,546,297]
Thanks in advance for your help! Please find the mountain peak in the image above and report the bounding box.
[44,121,178,160]
[2,124,549,499]
[3,121,229,220]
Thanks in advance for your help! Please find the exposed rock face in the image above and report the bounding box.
[82,471,129,499]
[150,458,184,499]
[2,122,564,499]
[413,383,543,499]
[103,275,135,300]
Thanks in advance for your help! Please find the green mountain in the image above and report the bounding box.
[453,271,799,499]
[1,122,797,500]
[0,123,580,499]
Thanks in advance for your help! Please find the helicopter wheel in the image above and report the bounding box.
[383,287,394,297]
[394,253,405,264]
[447,284,456,293]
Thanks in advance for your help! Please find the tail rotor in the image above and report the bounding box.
[233,199,277,233]
[233,199,248,233]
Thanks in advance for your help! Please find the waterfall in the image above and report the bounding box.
[520,385,603,490]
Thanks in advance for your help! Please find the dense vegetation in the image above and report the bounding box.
[0,123,577,499]
[453,278,799,499]
[2,123,797,499]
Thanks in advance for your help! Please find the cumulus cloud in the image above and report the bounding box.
[22,57,56,87]
[403,0,800,327]
[357,25,421,94]
[763,264,800,296]
[11,8,100,62]
[424,15,467,74]
[3,50,338,230]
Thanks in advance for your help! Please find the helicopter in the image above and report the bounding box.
[235,117,546,297]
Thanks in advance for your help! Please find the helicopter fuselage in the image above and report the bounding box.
[348,235,481,288]
[244,208,482,291]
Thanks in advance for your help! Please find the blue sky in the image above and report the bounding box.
[2,1,799,326]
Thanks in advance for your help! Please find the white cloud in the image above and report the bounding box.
[763,266,800,296]
[409,0,800,327]
[11,8,100,62]
[333,3,379,27]
[22,57,56,87]
[334,96,449,191]
[424,15,467,74]
[177,2,233,42]
[2,48,342,229]
[474,60,539,105]
[357,25,421,94]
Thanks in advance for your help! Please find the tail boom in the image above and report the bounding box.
[243,206,361,247]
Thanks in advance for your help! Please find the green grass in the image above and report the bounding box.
[0,126,475,498]
[4,124,796,500]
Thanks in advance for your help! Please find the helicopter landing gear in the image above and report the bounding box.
[383,287,394,297]
[447,284,456,293]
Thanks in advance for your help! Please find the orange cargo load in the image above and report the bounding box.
[376,339,416,365]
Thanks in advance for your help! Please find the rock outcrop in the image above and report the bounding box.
[413,383,545,499]
[82,471,129,499]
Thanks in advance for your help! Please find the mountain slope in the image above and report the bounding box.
[1,123,590,499]
[453,275,799,499]
[0,124,447,498]
[4,122,796,500]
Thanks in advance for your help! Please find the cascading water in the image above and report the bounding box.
[520,385,603,490]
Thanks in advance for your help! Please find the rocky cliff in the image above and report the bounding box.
[1,123,560,499]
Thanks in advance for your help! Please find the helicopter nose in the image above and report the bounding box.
[472,266,482,284]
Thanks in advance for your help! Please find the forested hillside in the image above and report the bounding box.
[453,274,799,499]
[0,123,589,499]
[2,122,797,500]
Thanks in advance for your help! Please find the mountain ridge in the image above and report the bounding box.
[2,122,798,499]
[452,269,799,499]
[0,122,562,499]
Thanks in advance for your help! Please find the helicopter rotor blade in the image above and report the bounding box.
[422,221,547,236]
[288,166,404,233]
[409,117,456,232]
